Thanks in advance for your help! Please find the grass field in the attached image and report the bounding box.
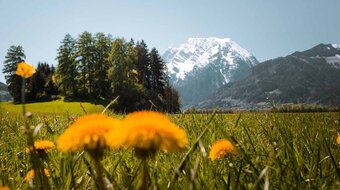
[0,102,340,189]
[0,100,105,115]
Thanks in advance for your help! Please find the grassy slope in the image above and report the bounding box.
[0,100,105,114]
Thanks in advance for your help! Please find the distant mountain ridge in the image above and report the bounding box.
[197,43,340,109]
[163,37,258,108]
[0,82,12,102]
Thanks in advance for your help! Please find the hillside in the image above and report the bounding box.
[197,44,340,109]
[0,82,12,102]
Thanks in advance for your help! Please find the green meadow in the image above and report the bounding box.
[0,102,340,189]
[0,100,105,115]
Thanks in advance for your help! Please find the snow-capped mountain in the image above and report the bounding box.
[163,37,258,108]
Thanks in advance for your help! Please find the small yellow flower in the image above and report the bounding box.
[209,139,236,161]
[25,169,50,183]
[15,62,35,78]
[34,140,54,152]
[337,134,340,144]
[25,140,54,154]
[57,114,121,152]
[118,111,188,154]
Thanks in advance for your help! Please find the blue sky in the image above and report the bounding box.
[1,0,340,83]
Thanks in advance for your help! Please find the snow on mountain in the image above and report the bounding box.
[164,37,257,82]
[325,54,340,69]
[162,37,258,108]
[332,44,340,49]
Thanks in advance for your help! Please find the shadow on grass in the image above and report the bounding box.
[9,96,109,107]
[63,97,108,106]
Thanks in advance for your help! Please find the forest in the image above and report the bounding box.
[2,32,180,113]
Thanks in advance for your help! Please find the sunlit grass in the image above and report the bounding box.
[0,100,105,114]
[0,107,339,189]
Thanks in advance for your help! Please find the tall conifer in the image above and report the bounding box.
[2,45,26,102]
[56,34,78,97]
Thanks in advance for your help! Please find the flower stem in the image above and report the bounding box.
[139,158,148,190]
[95,158,105,190]
[22,77,47,188]
[22,78,33,144]
[21,78,27,126]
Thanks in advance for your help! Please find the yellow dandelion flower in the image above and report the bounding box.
[337,134,340,144]
[209,139,236,161]
[0,186,11,190]
[25,169,50,183]
[57,114,121,152]
[35,140,54,153]
[25,140,54,154]
[15,62,35,78]
[119,111,188,154]
[34,140,54,151]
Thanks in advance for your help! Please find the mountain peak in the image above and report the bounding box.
[187,37,231,44]
[162,37,258,108]
[292,43,340,58]
[163,37,257,81]
[185,37,252,58]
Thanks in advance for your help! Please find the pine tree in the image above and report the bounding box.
[107,38,127,91]
[56,34,78,97]
[135,40,152,89]
[27,62,46,100]
[45,65,58,97]
[77,31,95,97]
[149,48,166,94]
[2,45,26,102]
[107,38,145,112]
[125,40,139,86]
[93,33,112,98]
[141,48,167,110]
[164,85,181,113]
[28,62,58,101]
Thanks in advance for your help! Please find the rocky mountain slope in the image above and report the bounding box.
[197,44,340,109]
[0,82,12,102]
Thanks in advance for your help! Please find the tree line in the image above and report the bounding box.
[2,31,180,113]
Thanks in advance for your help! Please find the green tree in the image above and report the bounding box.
[93,33,112,98]
[27,62,58,101]
[56,34,78,97]
[107,38,145,112]
[45,65,59,97]
[76,31,95,97]
[142,48,167,110]
[149,48,166,93]
[107,38,127,91]
[135,40,152,89]
[2,45,26,102]
[164,85,181,113]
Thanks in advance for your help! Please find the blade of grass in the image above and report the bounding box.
[167,111,217,189]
